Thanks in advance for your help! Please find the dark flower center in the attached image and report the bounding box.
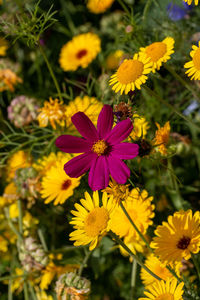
[61,179,71,190]
[176,236,191,250]
[76,49,87,59]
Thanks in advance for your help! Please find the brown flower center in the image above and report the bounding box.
[61,179,71,190]
[76,49,87,59]
[176,236,191,250]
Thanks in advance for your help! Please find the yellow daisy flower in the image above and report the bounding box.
[59,33,101,71]
[129,114,149,141]
[108,188,155,238]
[184,0,198,5]
[37,98,67,130]
[0,68,22,92]
[151,210,200,264]
[184,41,200,80]
[87,0,114,14]
[139,278,184,300]
[119,234,145,258]
[139,37,175,72]
[154,121,170,155]
[2,182,18,205]
[69,191,115,250]
[109,53,152,95]
[7,150,32,180]
[40,156,80,205]
[65,95,103,131]
[106,50,124,70]
[140,254,180,286]
[33,152,66,176]
[103,178,130,205]
[0,38,8,56]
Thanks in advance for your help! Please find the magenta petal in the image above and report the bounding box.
[111,143,139,159]
[55,135,92,153]
[106,119,133,145]
[97,105,114,139]
[72,112,98,141]
[88,156,109,191]
[64,152,96,178]
[107,155,130,184]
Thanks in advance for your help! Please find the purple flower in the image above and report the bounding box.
[55,105,139,191]
[167,2,188,21]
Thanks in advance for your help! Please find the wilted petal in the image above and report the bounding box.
[112,143,139,159]
[55,135,92,153]
[64,152,96,178]
[97,105,114,139]
[106,119,133,145]
[88,156,109,191]
[107,155,130,184]
[72,112,98,141]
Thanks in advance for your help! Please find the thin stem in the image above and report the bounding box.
[23,282,29,300]
[130,260,137,300]
[8,280,13,300]
[109,231,162,281]
[39,44,63,102]
[0,274,25,282]
[78,250,92,276]
[191,253,200,283]
[4,208,22,241]
[117,0,130,15]
[38,229,48,252]
[28,282,37,300]
[120,202,152,252]
[143,86,200,131]
[17,199,23,235]
[165,64,200,103]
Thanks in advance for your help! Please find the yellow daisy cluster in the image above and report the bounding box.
[87,0,114,14]
[40,152,80,205]
[151,210,200,264]
[109,37,175,95]
[69,191,115,250]
[37,97,67,130]
[59,32,101,71]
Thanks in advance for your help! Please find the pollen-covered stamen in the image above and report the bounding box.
[176,236,191,250]
[92,140,108,156]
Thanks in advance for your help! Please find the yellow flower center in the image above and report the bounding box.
[92,140,108,156]
[117,59,144,84]
[146,42,167,62]
[193,48,200,70]
[84,207,109,237]
[156,294,174,300]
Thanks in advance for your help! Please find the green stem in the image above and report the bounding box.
[143,85,200,131]
[38,229,48,252]
[0,274,25,282]
[23,282,29,300]
[191,253,200,283]
[120,202,152,252]
[78,250,92,276]
[130,260,137,300]
[28,282,37,300]
[8,280,13,300]
[39,44,63,102]
[4,208,22,241]
[109,231,161,281]
[165,64,200,103]
[17,199,23,236]
[117,0,130,15]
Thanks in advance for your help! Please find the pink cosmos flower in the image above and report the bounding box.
[55,105,139,191]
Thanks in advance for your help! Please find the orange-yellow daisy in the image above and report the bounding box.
[37,98,67,129]
[184,41,200,80]
[109,53,152,95]
[154,121,170,155]
[139,37,175,72]
[151,210,200,264]
[87,0,114,14]
[40,156,80,205]
[59,33,101,71]
[69,191,115,250]
[139,278,184,300]
[0,69,22,92]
